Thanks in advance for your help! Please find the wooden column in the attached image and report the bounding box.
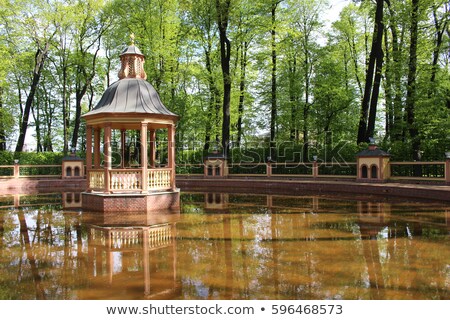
[141,123,148,192]
[267,162,272,177]
[149,129,156,168]
[86,125,92,170]
[94,128,101,169]
[143,229,151,295]
[168,124,176,190]
[312,160,318,178]
[104,124,112,193]
[121,129,126,168]
[446,159,450,184]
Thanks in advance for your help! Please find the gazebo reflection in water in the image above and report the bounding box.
[80,210,180,299]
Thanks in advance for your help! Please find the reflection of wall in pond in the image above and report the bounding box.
[205,193,229,210]
[62,192,82,209]
[357,202,390,239]
[81,222,179,299]
[447,209,450,230]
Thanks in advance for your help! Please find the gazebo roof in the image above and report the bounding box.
[83,78,177,117]
[82,40,178,121]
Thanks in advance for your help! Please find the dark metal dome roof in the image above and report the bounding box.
[120,44,143,56]
[84,78,177,117]
[356,147,390,157]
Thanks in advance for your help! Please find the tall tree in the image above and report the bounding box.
[290,0,324,161]
[216,0,232,156]
[15,31,55,152]
[71,0,109,152]
[405,0,420,160]
[357,0,384,144]
[189,0,221,151]
[270,1,281,159]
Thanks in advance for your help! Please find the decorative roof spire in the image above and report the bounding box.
[118,34,147,80]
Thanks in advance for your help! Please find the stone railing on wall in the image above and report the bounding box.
[176,160,450,184]
[2,160,450,184]
[148,168,172,190]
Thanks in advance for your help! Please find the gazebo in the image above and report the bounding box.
[82,39,180,212]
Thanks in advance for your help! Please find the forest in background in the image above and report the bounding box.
[0,0,449,163]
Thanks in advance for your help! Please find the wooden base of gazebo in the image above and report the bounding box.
[82,190,180,212]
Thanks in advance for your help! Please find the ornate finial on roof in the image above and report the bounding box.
[118,36,147,80]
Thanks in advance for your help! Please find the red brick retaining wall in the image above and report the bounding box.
[1,177,449,202]
[82,191,180,212]
[0,178,86,193]
[176,178,450,202]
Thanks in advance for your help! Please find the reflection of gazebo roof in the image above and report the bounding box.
[83,78,177,118]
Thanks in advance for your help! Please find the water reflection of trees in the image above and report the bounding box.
[177,193,449,299]
[0,193,448,299]
[0,202,180,299]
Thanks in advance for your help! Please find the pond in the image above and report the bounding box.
[0,192,448,300]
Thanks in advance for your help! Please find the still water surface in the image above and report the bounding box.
[0,192,448,300]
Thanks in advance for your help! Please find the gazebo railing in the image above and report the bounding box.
[148,168,172,190]
[89,169,105,190]
[88,168,173,192]
[110,169,143,191]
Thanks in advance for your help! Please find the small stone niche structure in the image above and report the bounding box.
[356,143,390,181]
[204,153,228,177]
[62,151,84,179]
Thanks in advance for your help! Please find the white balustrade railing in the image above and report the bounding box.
[89,225,174,250]
[110,170,142,191]
[87,168,172,192]
[148,168,172,190]
[111,229,142,249]
[89,170,105,189]
[148,225,173,248]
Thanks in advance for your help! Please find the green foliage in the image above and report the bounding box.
[0,0,447,161]
[0,151,64,165]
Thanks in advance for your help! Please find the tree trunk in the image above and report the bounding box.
[429,5,448,95]
[237,41,248,148]
[302,34,311,163]
[289,54,298,142]
[203,43,219,152]
[383,27,393,139]
[72,82,87,151]
[32,90,42,152]
[216,0,232,157]
[270,1,278,159]
[386,1,404,141]
[62,63,69,154]
[0,88,6,151]
[71,35,101,151]
[406,0,420,161]
[357,0,383,144]
[15,43,50,153]
[366,33,384,140]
